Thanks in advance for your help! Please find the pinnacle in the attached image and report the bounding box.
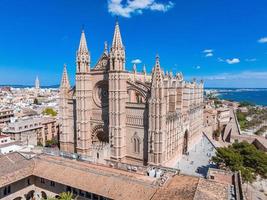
[60,64,70,89]
[152,54,164,86]
[112,21,123,49]
[78,30,88,52]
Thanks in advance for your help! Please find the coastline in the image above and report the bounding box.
[205,88,267,106]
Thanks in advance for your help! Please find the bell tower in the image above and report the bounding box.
[75,30,93,155]
[109,21,128,160]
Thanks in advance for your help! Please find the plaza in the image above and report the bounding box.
[175,134,217,177]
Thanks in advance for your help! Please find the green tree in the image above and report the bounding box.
[43,192,73,200]
[240,167,254,183]
[212,147,243,171]
[59,192,73,200]
[212,141,267,182]
[45,138,58,147]
[42,108,57,116]
[239,101,255,107]
[236,110,248,130]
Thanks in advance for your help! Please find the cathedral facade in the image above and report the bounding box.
[59,22,204,165]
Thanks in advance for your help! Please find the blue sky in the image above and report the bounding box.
[0,0,267,87]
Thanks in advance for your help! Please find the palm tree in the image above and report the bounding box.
[59,192,73,200]
[43,192,73,200]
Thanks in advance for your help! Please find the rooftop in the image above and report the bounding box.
[0,152,230,200]
[0,152,35,187]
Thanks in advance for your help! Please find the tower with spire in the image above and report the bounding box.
[108,20,128,160]
[35,76,40,97]
[75,29,93,155]
[148,55,167,164]
[59,64,74,152]
[110,21,125,71]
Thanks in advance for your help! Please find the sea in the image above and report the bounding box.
[206,88,267,106]
[1,85,267,106]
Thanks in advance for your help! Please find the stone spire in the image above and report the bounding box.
[148,54,167,164]
[35,76,40,90]
[60,64,70,89]
[76,30,90,73]
[78,30,88,52]
[151,54,164,87]
[112,21,123,49]
[110,20,125,71]
[59,64,73,153]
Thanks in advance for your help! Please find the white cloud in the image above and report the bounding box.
[203,49,213,57]
[203,49,213,53]
[195,65,201,69]
[205,53,213,57]
[226,58,240,64]
[131,59,142,64]
[258,37,267,43]
[107,0,174,18]
[150,1,174,12]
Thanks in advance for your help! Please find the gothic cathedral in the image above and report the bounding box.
[59,21,204,165]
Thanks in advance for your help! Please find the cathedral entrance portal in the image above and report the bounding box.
[183,130,189,154]
[91,125,109,145]
[92,130,109,144]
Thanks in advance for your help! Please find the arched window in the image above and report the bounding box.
[135,93,143,103]
[133,137,140,154]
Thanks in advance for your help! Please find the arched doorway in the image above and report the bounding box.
[183,130,189,154]
[91,125,109,145]
[25,190,35,200]
[41,191,47,199]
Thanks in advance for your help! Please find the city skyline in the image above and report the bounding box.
[0,0,267,87]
